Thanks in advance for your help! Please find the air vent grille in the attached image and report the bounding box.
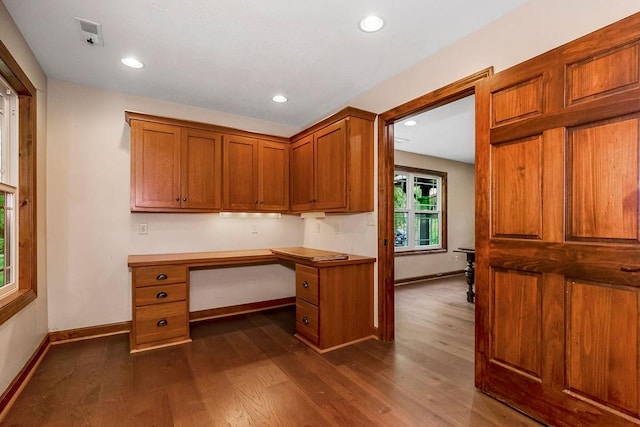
[75,17,104,46]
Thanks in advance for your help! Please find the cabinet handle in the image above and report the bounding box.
[302,316,310,325]
[621,266,640,272]
[183,198,186,201]
[157,319,168,327]
[176,197,180,201]
[156,291,168,299]
[302,281,309,289]
[156,274,168,280]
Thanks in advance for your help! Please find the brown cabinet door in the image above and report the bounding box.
[223,135,258,210]
[131,121,181,209]
[476,14,640,426]
[258,141,289,211]
[290,135,314,211]
[181,128,222,210]
[314,120,347,210]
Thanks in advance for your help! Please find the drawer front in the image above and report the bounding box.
[134,283,187,306]
[133,265,187,287]
[134,301,189,345]
[296,298,319,345]
[295,264,319,305]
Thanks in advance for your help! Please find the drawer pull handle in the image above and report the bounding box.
[302,281,309,289]
[621,266,640,272]
[156,274,168,280]
[157,319,168,327]
[302,316,310,325]
[156,291,168,299]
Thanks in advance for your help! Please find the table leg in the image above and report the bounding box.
[464,260,475,303]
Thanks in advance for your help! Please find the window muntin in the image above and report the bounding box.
[394,168,445,252]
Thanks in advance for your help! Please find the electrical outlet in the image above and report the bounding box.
[138,223,148,235]
[367,213,376,226]
[251,223,258,234]
[332,222,340,234]
[315,222,321,233]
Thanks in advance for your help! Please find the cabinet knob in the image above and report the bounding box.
[176,197,180,201]
[156,274,168,280]
[302,316,310,325]
[157,319,168,327]
[183,198,187,201]
[156,291,168,299]
[302,281,309,289]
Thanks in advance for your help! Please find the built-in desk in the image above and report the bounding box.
[128,247,375,353]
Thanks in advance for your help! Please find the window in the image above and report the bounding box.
[0,39,38,326]
[394,166,447,254]
[0,79,17,299]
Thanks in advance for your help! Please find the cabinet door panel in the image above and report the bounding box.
[223,135,258,210]
[181,128,222,210]
[259,141,289,211]
[314,120,347,210]
[132,121,181,209]
[290,136,314,211]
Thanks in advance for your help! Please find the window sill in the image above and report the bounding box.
[0,289,36,326]
[394,248,447,257]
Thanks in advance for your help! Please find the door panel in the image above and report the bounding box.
[290,135,314,211]
[567,116,639,242]
[181,128,222,210]
[314,119,347,210]
[259,141,289,211]
[476,13,640,426]
[223,135,258,210]
[567,280,639,417]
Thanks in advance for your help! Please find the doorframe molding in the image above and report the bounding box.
[376,67,493,341]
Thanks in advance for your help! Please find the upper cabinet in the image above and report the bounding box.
[222,136,289,211]
[127,107,374,214]
[290,108,375,213]
[130,119,223,212]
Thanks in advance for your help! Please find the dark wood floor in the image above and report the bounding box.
[2,276,542,426]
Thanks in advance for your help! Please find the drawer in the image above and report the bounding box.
[133,265,187,287]
[134,301,189,345]
[134,283,187,306]
[296,298,319,345]
[296,264,319,305]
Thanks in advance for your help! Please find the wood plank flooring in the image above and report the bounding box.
[2,276,543,426]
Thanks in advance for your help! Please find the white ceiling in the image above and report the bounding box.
[394,95,475,164]
[3,0,529,130]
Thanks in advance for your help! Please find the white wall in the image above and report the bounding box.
[393,151,474,281]
[0,2,48,395]
[46,79,305,331]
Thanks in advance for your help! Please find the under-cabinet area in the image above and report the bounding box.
[127,107,375,214]
[128,247,376,353]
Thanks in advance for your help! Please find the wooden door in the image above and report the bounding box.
[476,14,640,426]
[223,135,258,210]
[290,135,314,211]
[181,128,222,210]
[258,141,289,211]
[314,120,347,211]
[131,121,181,209]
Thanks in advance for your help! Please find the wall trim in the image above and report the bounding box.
[394,270,464,286]
[0,335,50,422]
[190,297,296,322]
[49,321,131,344]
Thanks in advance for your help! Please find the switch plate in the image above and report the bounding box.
[367,213,376,226]
[315,222,321,233]
[138,223,148,235]
[251,223,258,234]
[332,222,340,234]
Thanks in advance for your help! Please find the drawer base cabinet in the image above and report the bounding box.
[294,263,374,352]
[130,265,191,353]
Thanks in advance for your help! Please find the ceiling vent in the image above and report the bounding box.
[75,17,104,46]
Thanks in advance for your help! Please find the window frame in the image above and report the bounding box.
[393,165,447,256]
[0,39,38,326]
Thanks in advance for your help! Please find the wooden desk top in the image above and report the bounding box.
[128,247,375,268]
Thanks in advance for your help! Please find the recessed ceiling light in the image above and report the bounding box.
[121,57,144,69]
[272,95,288,103]
[404,120,418,126]
[359,15,385,33]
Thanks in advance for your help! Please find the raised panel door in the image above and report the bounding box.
[476,14,640,426]
[290,135,314,211]
[181,128,222,210]
[258,141,289,211]
[132,121,181,209]
[223,135,258,210]
[314,120,347,211]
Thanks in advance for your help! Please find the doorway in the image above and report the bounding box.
[376,68,492,341]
